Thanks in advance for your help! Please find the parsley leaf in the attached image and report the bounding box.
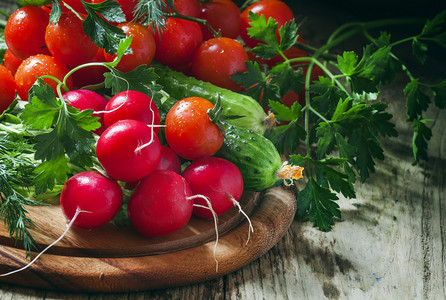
[82,0,126,55]
[296,176,340,232]
[267,101,305,154]
[412,118,433,164]
[431,79,446,109]
[20,79,99,193]
[104,65,161,97]
[404,79,431,121]
[49,0,63,24]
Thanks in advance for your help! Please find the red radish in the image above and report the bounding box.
[123,145,182,190]
[155,145,182,174]
[182,157,244,219]
[60,171,123,229]
[96,119,162,182]
[103,90,161,134]
[63,89,108,135]
[127,170,193,238]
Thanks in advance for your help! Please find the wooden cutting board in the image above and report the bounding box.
[0,186,296,292]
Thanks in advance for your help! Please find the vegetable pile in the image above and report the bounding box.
[0,0,445,259]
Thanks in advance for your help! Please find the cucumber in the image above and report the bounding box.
[216,123,303,191]
[153,62,269,135]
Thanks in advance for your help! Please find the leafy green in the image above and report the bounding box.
[296,175,341,232]
[20,79,99,193]
[0,137,41,257]
[82,0,126,54]
[104,65,161,97]
[133,0,175,33]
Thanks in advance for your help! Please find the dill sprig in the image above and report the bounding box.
[0,137,42,257]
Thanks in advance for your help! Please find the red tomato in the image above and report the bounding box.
[62,0,90,14]
[4,6,50,61]
[170,0,201,17]
[104,22,156,72]
[153,18,203,68]
[14,54,73,101]
[165,97,224,160]
[71,48,109,88]
[191,37,248,91]
[2,49,23,75]
[45,11,98,67]
[0,65,17,114]
[199,0,241,40]
[240,0,295,49]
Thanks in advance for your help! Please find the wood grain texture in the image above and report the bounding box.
[0,188,296,292]
[1,0,445,299]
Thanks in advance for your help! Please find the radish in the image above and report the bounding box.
[62,89,108,135]
[182,157,244,219]
[103,90,161,134]
[127,169,194,238]
[123,145,182,190]
[60,171,123,229]
[0,171,122,277]
[155,145,182,174]
[96,119,162,182]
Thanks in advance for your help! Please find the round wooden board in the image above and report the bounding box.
[0,187,296,292]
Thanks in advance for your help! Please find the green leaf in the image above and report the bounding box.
[404,79,431,121]
[82,0,126,55]
[104,65,160,96]
[21,79,61,130]
[412,118,432,164]
[310,77,348,117]
[297,177,340,232]
[412,38,428,64]
[278,19,299,51]
[269,100,302,122]
[336,51,358,76]
[19,80,98,194]
[314,158,356,199]
[431,79,446,109]
[421,10,446,36]
[375,31,391,47]
[33,155,71,194]
[49,0,63,24]
[247,12,278,47]
[270,62,304,96]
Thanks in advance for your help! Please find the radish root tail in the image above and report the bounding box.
[189,194,220,272]
[226,192,254,245]
[0,208,91,277]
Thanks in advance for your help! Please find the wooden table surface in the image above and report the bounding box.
[1,0,445,299]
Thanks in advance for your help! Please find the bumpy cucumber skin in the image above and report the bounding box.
[216,124,282,191]
[154,63,267,135]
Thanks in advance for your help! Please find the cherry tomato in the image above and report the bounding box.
[2,49,23,75]
[240,0,295,49]
[153,17,203,68]
[191,37,248,91]
[63,0,90,14]
[45,11,98,67]
[165,97,224,160]
[104,22,156,72]
[199,0,241,40]
[14,54,73,101]
[71,48,109,88]
[0,65,17,114]
[169,0,201,17]
[4,6,50,61]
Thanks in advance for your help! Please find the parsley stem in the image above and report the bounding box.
[0,123,21,135]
